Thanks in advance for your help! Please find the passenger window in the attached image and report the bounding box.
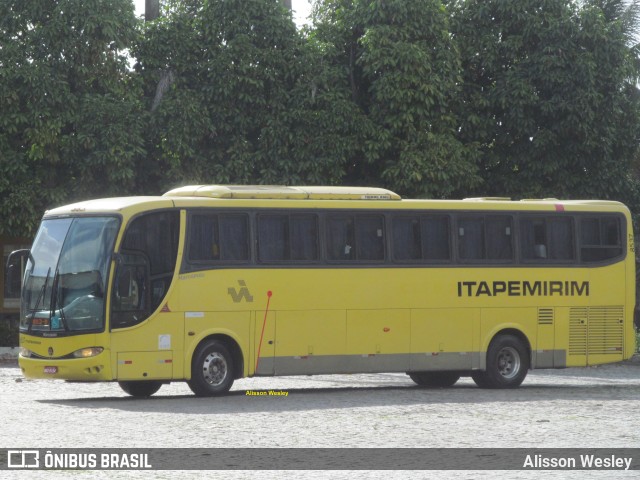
[258,214,318,262]
[458,216,513,261]
[327,217,355,260]
[258,215,288,261]
[580,217,622,262]
[357,216,384,260]
[392,216,450,262]
[290,215,318,261]
[458,218,484,260]
[393,218,421,260]
[327,214,384,262]
[188,213,249,262]
[521,217,574,261]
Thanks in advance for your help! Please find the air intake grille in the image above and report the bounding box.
[538,308,554,325]
[569,307,588,356]
[569,306,624,356]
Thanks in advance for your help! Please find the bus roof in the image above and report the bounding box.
[43,186,629,217]
[163,185,402,200]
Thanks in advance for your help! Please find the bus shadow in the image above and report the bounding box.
[37,381,640,415]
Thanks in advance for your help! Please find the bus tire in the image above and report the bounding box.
[118,380,162,397]
[472,334,529,389]
[408,372,460,387]
[188,340,235,397]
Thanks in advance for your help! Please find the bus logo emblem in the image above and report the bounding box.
[228,280,254,303]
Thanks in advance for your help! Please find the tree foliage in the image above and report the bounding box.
[450,0,640,203]
[313,0,481,197]
[0,0,144,235]
[134,0,363,191]
[1,0,640,237]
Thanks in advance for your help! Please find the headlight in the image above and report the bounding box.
[20,348,32,358]
[71,347,104,358]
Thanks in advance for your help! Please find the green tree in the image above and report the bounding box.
[312,0,480,197]
[450,0,640,202]
[135,0,362,191]
[0,0,145,236]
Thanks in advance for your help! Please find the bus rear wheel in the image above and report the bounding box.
[188,340,235,397]
[408,372,460,387]
[118,380,162,397]
[472,334,529,389]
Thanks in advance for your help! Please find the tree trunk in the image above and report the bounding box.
[145,0,160,22]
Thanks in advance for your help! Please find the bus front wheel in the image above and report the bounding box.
[188,340,235,397]
[408,372,460,387]
[472,334,529,389]
[118,381,162,397]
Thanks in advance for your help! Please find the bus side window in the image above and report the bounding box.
[219,215,249,261]
[257,214,318,263]
[356,216,384,261]
[521,218,547,260]
[521,216,574,262]
[580,216,622,262]
[458,218,484,260]
[188,213,249,263]
[421,216,450,261]
[392,217,421,260]
[290,215,318,261]
[392,215,450,262]
[188,215,220,261]
[327,216,355,261]
[548,218,574,260]
[258,215,288,261]
[458,215,513,261]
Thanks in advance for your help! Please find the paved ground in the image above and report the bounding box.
[1,359,639,479]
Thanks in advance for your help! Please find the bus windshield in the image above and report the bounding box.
[20,216,120,334]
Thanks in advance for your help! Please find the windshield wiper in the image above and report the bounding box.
[30,267,50,314]
[50,269,69,331]
[27,267,50,332]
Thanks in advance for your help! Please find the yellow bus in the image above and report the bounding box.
[13,185,636,397]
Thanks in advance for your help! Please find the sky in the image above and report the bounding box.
[133,0,312,26]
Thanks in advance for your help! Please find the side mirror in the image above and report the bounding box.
[5,249,32,296]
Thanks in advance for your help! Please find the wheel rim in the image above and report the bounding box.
[202,352,228,386]
[496,346,520,379]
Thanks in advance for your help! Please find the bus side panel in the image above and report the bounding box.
[409,308,478,371]
[273,310,345,375]
[345,309,411,373]
[110,311,185,381]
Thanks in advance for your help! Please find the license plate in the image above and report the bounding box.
[44,366,58,374]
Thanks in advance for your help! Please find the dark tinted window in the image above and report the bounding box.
[393,216,450,261]
[327,215,384,262]
[121,211,180,276]
[580,216,622,262]
[521,216,574,261]
[258,214,318,262]
[458,215,513,261]
[188,213,249,262]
